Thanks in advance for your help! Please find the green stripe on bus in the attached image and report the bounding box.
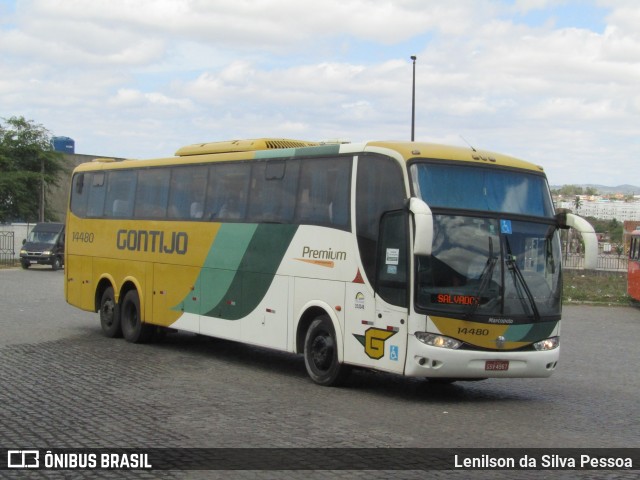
[189,223,258,315]
[254,144,341,159]
[195,223,298,320]
[503,321,558,342]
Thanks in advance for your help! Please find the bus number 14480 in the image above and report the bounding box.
[72,231,95,243]
[457,328,489,336]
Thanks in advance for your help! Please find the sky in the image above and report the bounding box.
[1,0,639,187]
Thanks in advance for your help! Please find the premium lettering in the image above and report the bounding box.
[302,246,346,261]
[116,230,188,255]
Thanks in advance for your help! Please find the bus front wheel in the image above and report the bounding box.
[121,290,153,343]
[304,315,350,386]
[99,287,121,338]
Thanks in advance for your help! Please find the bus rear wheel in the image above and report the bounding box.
[99,287,121,338]
[304,315,350,386]
[121,290,153,343]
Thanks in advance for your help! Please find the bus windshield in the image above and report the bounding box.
[410,162,561,323]
[415,215,562,322]
[410,162,555,217]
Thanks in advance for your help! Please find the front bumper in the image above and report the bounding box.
[20,253,56,265]
[405,334,559,379]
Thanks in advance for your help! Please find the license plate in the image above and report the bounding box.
[485,360,509,371]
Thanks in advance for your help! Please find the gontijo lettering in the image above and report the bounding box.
[116,229,188,254]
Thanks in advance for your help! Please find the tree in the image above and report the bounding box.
[573,195,582,212]
[608,218,623,244]
[558,185,584,196]
[0,116,66,223]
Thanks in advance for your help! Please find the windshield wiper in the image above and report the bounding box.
[504,237,541,322]
[465,237,498,319]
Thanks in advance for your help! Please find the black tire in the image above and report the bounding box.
[304,315,350,386]
[20,259,30,269]
[120,290,153,343]
[51,256,61,271]
[99,287,122,338]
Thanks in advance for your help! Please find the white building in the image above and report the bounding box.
[557,200,640,221]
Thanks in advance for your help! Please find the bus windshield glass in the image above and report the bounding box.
[410,161,561,322]
[415,215,562,321]
[410,162,554,217]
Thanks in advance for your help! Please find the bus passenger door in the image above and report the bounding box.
[345,210,409,374]
[373,210,410,373]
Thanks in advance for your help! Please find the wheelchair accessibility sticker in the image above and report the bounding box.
[500,219,512,234]
[390,345,399,361]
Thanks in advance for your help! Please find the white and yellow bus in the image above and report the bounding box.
[65,138,597,385]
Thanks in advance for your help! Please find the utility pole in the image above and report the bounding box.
[411,55,417,141]
[40,157,45,222]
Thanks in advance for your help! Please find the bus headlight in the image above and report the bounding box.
[533,336,559,351]
[415,332,462,349]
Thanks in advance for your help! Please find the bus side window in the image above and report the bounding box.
[167,165,208,220]
[71,172,106,218]
[356,155,406,285]
[377,210,408,307]
[105,170,136,219]
[296,157,351,228]
[247,159,298,223]
[87,172,106,217]
[134,168,170,219]
[71,173,89,217]
[206,163,250,221]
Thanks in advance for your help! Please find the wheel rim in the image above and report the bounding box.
[310,332,334,371]
[101,300,114,327]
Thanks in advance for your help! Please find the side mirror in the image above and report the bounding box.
[409,197,434,256]
[22,239,26,245]
[556,211,598,270]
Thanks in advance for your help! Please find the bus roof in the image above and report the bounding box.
[72,138,544,174]
[175,138,320,156]
[364,140,543,172]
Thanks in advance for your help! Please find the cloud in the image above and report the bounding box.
[0,0,638,186]
[108,88,193,110]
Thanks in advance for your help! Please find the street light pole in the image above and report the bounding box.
[40,157,45,222]
[411,55,417,141]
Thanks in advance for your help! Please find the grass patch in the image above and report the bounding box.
[563,270,631,305]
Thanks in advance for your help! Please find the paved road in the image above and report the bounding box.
[0,266,638,479]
